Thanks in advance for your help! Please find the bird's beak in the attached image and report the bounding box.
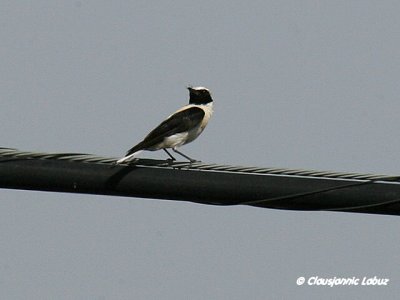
[187,86,194,91]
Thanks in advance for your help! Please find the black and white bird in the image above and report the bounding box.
[116,86,214,164]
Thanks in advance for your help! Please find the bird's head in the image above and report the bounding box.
[187,86,213,105]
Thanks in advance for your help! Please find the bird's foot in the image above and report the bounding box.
[166,158,176,165]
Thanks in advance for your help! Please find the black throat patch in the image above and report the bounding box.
[189,89,213,105]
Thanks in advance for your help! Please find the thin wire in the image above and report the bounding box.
[241,181,371,207]
[324,198,400,212]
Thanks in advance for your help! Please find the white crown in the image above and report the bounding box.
[190,86,211,93]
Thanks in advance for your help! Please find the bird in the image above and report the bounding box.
[116,86,214,164]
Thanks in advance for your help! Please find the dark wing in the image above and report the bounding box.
[126,107,205,155]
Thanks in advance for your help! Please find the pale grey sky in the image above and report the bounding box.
[1,1,400,299]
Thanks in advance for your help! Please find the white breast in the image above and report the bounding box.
[184,102,213,145]
[159,102,213,149]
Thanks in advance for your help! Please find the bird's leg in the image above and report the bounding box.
[163,149,176,161]
[172,148,198,163]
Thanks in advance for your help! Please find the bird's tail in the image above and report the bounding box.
[116,150,143,164]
